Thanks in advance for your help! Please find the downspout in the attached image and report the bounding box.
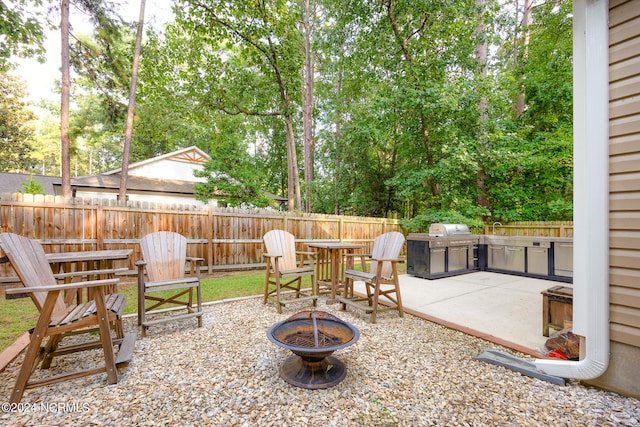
[535,0,610,379]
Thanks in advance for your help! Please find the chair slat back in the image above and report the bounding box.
[369,232,405,278]
[0,233,67,315]
[139,231,187,282]
[263,230,297,271]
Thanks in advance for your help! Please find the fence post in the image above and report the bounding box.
[208,206,214,274]
[96,205,104,250]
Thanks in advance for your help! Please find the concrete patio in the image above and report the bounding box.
[355,271,565,356]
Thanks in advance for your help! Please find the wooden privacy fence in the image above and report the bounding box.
[0,193,574,281]
[484,221,574,238]
[0,193,403,279]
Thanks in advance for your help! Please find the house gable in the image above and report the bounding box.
[104,146,210,182]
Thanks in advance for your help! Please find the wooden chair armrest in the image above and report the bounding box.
[262,253,282,259]
[186,256,204,263]
[135,260,147,267]
[343,253,371,258]
[5,278,119,295]
[371,257,405,263]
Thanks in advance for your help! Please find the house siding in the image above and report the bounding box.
[128,158,207,182]
[584,0,640,398]
[609,0,640,349]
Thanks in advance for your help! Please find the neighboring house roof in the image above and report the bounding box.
[66,174,199,195]
[50,146,209,198]
[0,146,286,206]
[0,173,59,195]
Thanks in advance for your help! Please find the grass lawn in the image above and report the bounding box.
[0,269,267,353]
[1,262,406,353]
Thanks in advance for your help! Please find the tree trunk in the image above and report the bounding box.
[475,0,490,210]
[119,0,146,202]
[515,0,532,116]
[302,0,314,213]
[334,72,343,215]
[285,114,301,211]
[60,0,71,200]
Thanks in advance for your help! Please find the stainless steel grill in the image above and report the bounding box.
[407,224,479,279]
[428,223,472,237]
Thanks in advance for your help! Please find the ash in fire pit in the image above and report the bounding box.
[266,310,360,389]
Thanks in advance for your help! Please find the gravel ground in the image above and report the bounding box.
[1,296,639,426]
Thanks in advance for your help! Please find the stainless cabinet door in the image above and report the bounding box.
[429,248,446,274]
[448,246,468,271]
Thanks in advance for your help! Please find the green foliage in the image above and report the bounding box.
[401,209,486,234]
[486,122,573,222]
[193,115,275,207]
[137,0,308,207]
[30,101,61,175]
[69,20,136,172]
[19,176,45,195]
[521,1,573,133]
[482,1,574,223]
[0,73,36,171]
[0,0,46,71]
[8,0,574,226]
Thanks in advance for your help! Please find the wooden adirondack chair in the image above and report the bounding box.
[338,231,406,323]
[262,230,317,313]
[136,231,203,336]
[0,233,135,403]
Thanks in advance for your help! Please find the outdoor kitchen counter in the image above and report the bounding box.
[479,235,573,282]
[408,233,573,283]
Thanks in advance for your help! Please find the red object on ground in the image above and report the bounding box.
[548,349,568,360]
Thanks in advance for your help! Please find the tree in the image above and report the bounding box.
[484,0,573,222]
[174,0,305,211]
[0,0,46,71]
[118,0,146,201]
[60,0,71,198]
[19,176,46,195]
[0,73,36,171]
[514,0,533,116]
[69,92,123,173]
[302,0,315,212]
[475,0,490,211]
[315,0,482,220]
[32,100,61,175]
[58,0,128,197]
[193,115,274,207]
[16,0,574,225]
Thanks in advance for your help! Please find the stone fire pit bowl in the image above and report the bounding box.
[266,310,360,389]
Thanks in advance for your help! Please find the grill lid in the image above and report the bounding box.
[428,223,471,237]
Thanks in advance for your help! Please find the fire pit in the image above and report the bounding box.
[266,310,360,389]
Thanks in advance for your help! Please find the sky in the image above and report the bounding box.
[10,0,174,103]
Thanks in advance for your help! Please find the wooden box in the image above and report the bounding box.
[541,285,573,337]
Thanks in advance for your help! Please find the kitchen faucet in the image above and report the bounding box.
[492,222,502,235]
